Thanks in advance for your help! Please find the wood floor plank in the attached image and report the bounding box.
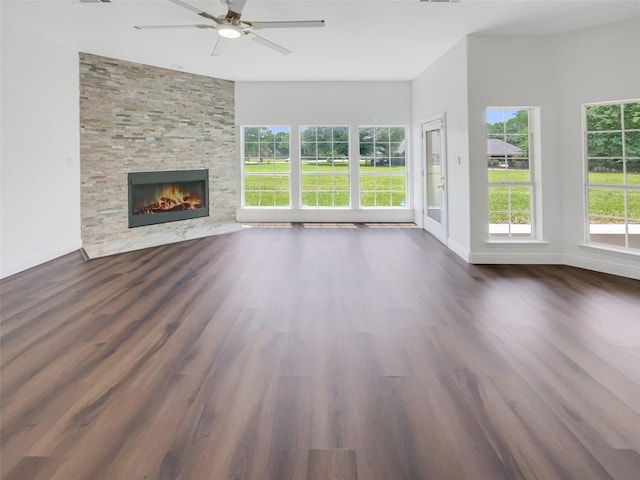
[306,449,358,480]
[1,225,639,480]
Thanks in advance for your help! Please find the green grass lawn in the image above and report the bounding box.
[244,163,639,219]
[488,169,640,223]
[244,161,407,207]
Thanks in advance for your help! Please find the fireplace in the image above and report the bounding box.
[128,170,209,228]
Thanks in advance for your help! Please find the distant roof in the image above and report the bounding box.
[488,139,522,156]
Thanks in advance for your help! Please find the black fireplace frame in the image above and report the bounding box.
[128,169,209,228]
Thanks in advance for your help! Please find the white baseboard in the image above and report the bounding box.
[562,253,640,280]
[236,208,415,224]
[468,252,564,264]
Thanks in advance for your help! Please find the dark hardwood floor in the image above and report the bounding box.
[1,225,639,480]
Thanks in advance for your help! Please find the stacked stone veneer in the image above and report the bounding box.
[80,53,237,257]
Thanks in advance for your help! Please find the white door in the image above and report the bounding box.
[422,116,448,244]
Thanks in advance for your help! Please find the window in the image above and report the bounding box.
[300,126,349,207]
[585,100,640,250]
[242,126,290,207]
[359,127,408,207]
[486,108,535,238]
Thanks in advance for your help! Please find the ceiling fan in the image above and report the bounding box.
[135,0,325,56]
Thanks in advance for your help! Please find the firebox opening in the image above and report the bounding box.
[128,170,209,228]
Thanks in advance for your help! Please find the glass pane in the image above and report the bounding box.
[489,186,508,211]
[360,191,375,207]
[589,216,626,247]
[333,126,349,142]
[244,127,259,142]
[375,176,391,191]
[244,142,259,158]
[333,142,349,160]
[623,102,640,130]
[489,211,508,225]
[275,143,289,159]
[259,191,275,207]
[301,192,317,207]
[244,191,259,206]
[391,176,406,191]
[376,192,391,207]
[391,192,407,207]
[300,141,317,159]
[506,167,530,183]
[302,160,318,174]
[486,109,505,131]
[244,175,259,191]
[390,157,406,169]
[317,176,332,191]
[374,127,391,143]
[334,192,349,207]
[274,158,289,173]
[629,190,640,220]
[316,127,332,142]
[301,175,318,190]
[625,131,640,157]
[390,127,406,141]
[587,132,623,157]
[505,134,529,157]
[359,127,374,142]
[586,104,622,131]
[627,160,640,185]
[510,213,532,237]
[275,192,289,207]
[300,126,315,138]
[505,110,528,134]
[588,158,624,184]
[588,188,625,218]
[274,176,289,191]
[488,165,508,183]
[333,175,349,190]
[510,186,531,211]
[360,175,375,191]
[316,143,331,160]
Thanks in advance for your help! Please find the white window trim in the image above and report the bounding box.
[358,126,410,209]
[241,125,292,209]
[299,125,351,209]
[582,99,640,252]
[486,106,542,242]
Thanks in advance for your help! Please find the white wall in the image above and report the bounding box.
[466,35,564,264]
[235,81,413,223]
[1,23,81,278]
[412,38,470,259]
[557,17,640,279]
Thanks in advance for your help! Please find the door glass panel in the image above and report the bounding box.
[426,129,442,223]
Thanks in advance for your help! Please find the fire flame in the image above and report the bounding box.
[136,184,201,214]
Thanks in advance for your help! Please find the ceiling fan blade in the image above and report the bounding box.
[250,20,325,30]
[248,32,292,55]
[134,24,215,30]
[169,0,223,24]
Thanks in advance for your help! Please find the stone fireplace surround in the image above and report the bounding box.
[80,53,241,258]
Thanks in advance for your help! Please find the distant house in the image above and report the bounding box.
[487,139,525,168]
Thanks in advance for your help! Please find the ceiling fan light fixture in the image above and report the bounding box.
[218,24,242,38]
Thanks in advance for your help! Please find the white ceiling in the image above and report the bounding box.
[2,0,639,81]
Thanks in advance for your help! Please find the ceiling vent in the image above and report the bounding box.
[78,0,111,3]
[420,0,460,3]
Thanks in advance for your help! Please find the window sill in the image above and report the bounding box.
[484,239,549,246]
[577,242,640,259]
